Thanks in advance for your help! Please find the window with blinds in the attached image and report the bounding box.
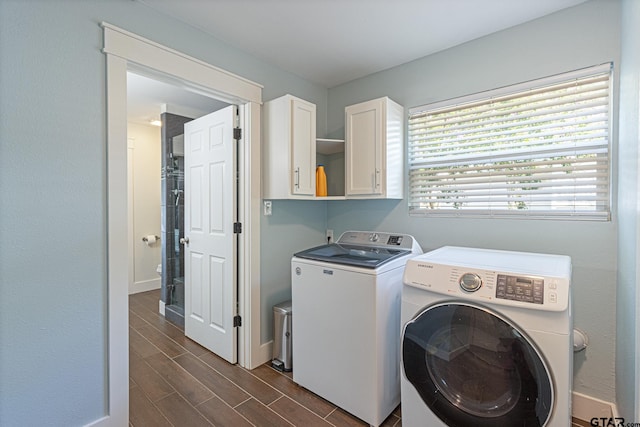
[408,63,612,220]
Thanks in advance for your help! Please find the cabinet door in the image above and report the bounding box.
[291,98,316,196]
[346,98,383,196]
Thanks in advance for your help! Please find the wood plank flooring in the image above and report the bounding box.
[130,289,587,427]
[129,290,401,427]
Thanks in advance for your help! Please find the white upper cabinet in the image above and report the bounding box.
[345,97,404,199]
[264,95,403,200]
[264,94,317,199]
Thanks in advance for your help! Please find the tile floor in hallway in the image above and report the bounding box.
[129,289,587,427]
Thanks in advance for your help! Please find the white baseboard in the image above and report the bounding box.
[251,340,272,370]
[128,278,160,295]
[159,299,165,316]
[573,391,616,420]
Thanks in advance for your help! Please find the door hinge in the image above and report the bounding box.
[233,127,242,140]
[233,315,242,327]
[234,222,242,233]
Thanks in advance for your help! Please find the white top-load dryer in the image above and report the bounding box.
[400,246,572,427]
[292,231,422,426]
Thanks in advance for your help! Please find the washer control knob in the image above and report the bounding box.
[459,273,482,292]
[369,233,379,242]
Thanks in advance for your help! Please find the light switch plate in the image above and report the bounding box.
[263,200,272,216]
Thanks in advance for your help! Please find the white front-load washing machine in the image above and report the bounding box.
[292,231,422,426]
[400,246,572,427]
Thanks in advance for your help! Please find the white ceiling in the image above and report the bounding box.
[127,72,229,125]
[128,0,588,125]
[136,0,588,88]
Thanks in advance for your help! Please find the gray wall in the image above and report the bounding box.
[326,0,621,404]
[260,200,327,342]
[0,0,631,424]
[616,0,640,419]
[0,0,327,425]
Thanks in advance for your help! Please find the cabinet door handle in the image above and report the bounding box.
[294,167,300,188]
[375,169,381,188]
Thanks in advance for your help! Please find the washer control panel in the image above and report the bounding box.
[459,273,483,292]
[336,231,418,250]
[496,274,544,304]
[403,247,571,312]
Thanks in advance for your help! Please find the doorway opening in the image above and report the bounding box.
[103,22,264,426]
[127,71,232,328]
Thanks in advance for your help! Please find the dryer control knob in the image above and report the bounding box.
[459,273,482,292]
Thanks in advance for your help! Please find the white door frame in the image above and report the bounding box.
[98,23,264,427]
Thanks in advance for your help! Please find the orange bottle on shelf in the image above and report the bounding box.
[316,165,327,197]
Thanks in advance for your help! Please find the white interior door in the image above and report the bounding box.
[184,105,238,364]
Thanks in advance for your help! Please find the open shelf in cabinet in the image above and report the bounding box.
[316,138,344,155]
[316,138,345,198]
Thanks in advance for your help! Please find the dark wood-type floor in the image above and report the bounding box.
[130,289,587,427]
[129,290,401,426]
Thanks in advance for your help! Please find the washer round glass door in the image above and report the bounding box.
[402,303,553,427]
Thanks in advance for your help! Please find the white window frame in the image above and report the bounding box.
[407,63,612,221]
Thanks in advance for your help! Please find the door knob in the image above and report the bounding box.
[179,237,190,245]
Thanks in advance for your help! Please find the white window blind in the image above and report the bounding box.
[408,63,612,220]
